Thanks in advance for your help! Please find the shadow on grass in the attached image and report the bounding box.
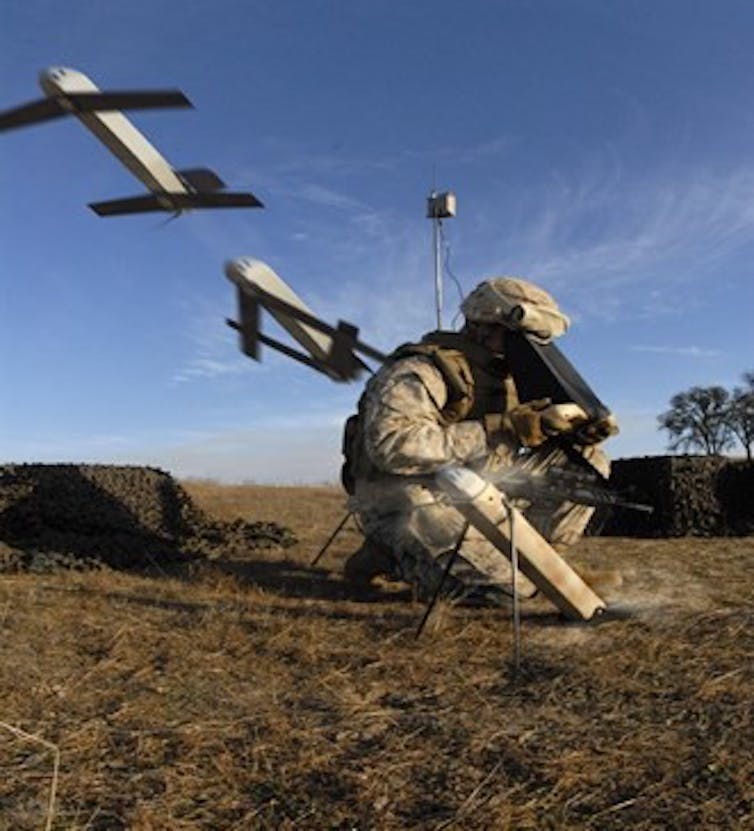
[39,577,421,635]
[207,556,414,604]
[34,545,641,638]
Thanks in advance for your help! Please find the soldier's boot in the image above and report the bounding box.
[343,539,400,587]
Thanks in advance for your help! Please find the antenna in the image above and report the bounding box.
[426,189,457,330]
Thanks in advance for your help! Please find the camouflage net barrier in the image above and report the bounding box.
[0,464,297,572]
[598,455,754,537]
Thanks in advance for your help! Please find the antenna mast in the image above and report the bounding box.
[426,189,457,330]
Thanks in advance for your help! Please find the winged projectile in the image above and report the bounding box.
[0,66,263,216]
[224,258,385,382]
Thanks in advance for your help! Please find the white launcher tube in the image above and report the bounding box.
[436,467,606,621]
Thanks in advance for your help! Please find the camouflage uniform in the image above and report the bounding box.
[348,350,610,597]
[343,276,617,598]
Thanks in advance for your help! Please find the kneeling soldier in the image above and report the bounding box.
[341,277,618,604]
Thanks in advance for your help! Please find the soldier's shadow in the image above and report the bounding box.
[200,556,414,605]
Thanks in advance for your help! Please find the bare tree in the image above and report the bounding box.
[728,371,754,462]
[658,385,734,455]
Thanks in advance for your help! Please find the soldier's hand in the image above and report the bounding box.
[508,400,589,448]
[574,413,619,445]
[506,398,553,447]
[541,402,590,435]
[483,413,509,447]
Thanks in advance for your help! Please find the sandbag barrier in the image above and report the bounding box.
[594,455,753,537]
[0,464,297,571]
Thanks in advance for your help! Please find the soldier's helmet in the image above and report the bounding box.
[460,277,570,343]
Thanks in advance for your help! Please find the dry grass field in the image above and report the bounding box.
[1,480,752,830]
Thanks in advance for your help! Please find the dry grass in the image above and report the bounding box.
[1,482,752,830]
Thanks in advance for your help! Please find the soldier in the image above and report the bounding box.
[340,277,618,604]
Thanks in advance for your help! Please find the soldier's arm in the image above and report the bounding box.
[363,358,489,475]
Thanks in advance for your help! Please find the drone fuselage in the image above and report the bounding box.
[39,67,187,199]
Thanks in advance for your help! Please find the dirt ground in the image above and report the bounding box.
[1,480,752,830]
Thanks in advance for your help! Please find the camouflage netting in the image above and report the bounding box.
[0,463,297,572]
[597,455,754,537]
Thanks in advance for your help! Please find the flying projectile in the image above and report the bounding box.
[0,66,263,216]
[224,258,386,382]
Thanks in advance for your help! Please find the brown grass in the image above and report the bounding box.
[1,482,752,830]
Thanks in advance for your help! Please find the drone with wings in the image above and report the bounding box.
[1,67,262,216]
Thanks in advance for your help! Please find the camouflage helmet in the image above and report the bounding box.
[460,277,570,343]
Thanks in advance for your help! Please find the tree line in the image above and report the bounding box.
[658,371,754,461]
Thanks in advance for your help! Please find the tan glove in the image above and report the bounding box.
[574,413,620,445]
[507,399,589,448]
[483,412,507,442]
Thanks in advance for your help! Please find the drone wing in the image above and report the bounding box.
[0,90,192,132]
[64,90,192,112]
[89,190,263,216]
[0,97,69,130]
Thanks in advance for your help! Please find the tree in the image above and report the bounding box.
[728,371,754,462]
[658,385,735,455]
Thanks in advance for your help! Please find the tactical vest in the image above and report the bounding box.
[340,332,517,493]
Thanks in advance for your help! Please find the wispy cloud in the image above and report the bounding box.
[268,152,754,334]
[253,133,515,178]
[169,291,254,385]
[474,159,754,320]
[172,356,250,383]
[427,135,518,165]
[255,137,397,177]
[185,148,754,378]
[631,345,723,358]
[294,183,369,212]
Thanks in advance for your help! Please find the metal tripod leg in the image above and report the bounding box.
[506,498,521,677]
[415,520,470,639]
[310,511,353,567]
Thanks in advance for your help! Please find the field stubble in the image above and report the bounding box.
[1,481,752,830]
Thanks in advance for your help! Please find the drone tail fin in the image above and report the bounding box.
[89,194,171,216]
[176,167,226,192]
[90,190,264,216]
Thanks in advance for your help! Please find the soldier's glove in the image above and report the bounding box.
[507,400,589,448]
[574,413,620,446]
[483,413,509,447]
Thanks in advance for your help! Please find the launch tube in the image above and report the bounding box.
[436,466,606,621]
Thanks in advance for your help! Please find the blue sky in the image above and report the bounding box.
[1,1,752,482]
